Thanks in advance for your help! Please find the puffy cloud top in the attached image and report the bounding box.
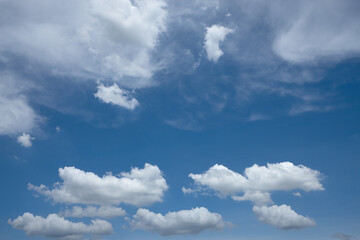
[63,205,126,219]
[8,212,113,239]
[204,25,234,62]
[94,83,139,110]
[253,204,316,230]
[29,163,168,206]
[130,207,227,236]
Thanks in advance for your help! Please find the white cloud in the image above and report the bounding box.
[63,206,126,219]
[188,162,323,202]
[130,207,227,236]
[293,192,302,197]
[0,74,40,136]
[247,113,271,122]
[28,163,168,206]
[0,0,167,87]
[204,25,234,62]
[273,0,360,63]
[333,232,353,240]
[94,83,139,110]
[253,204,316,230]
[17,133,35,148]
[8,212,113,240]
[56,126,61,132]
[232,191,273,206]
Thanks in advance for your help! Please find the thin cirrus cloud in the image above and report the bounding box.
[62,205,126,219]
[130,207,227,236]
[253,204,316,230]
[8,212,113,239]
[94,83,139,110]
[204,25,234,62]
[28,163,168,206]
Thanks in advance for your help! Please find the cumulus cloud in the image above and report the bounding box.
[17,133,35,148]
[232,191,273,206]
[63,206,126,219]
[273,0,360,63]
[187,162,323,204]
[8,212,113,240]
[204,25,234,62]
[94,83,139,110]
[130,207,227,236]
[293,192,302,197]
[28,163,168,206]
[0,0,167,87]
[253,204,316,230]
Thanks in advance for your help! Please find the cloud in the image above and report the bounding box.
[232,191,273,206]
[247,113,271,122]
[333,233,353,240]
[17,133,35,148]
[273,0,360,63]
[293,192,302,197]
[94,83,139,110]
[130,207,227,236]
[28,163,168,206]
[204,25,234,62]
[0,0,167,87]
[62,206,126,219]
[187,162,323,203]
[253,204,316,230]
[0,74,40,136]
[8,212,113,240]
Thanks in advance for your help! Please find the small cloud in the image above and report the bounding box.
[55,126,61,132]
[17,133,34,148]
[225,13,231,17]
[182,187,195,194]
[333,233,353,240]
[94,83,139,110]
[204,25,234,62]
[293,192,302,197]
[247,113,271,122]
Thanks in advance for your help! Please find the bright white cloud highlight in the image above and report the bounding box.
[130,207,227,236]
[204,25,234,62]
[8,212,113,239]
[273,0,360,63]
[188,162,323,204]
[63,206,126,219]
[29,163,168,206]
[0,0,167,87]
[17,133,35,148]
[94,83,139,110]
[253,204,316,230]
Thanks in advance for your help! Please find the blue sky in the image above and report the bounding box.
[0,0,360,240]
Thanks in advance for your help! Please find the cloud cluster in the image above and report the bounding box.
[188,161,323,204]
[130,207,226,236]
[204,25,234,62]
[0,0,167,87]
[94,83,139,110]
[185,161,323,229]
[253,204,316,230]
[29,163,168,206]
[8,212,113,239]
[63,206,126,219]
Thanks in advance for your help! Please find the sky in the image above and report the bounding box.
[0,0,360,240]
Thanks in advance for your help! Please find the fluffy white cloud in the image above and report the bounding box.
[232,191,273,206]
[63,206,126,219]
[0,0,167,87]
[188,162,323,204]
[130,207,227,236]
[94,83,139,110]
[17,133,35,148]
[8,212,113,239]
[204,25,234,62]
[273,0,360,63]
[253,205,316,230]
[29,163,168,206]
